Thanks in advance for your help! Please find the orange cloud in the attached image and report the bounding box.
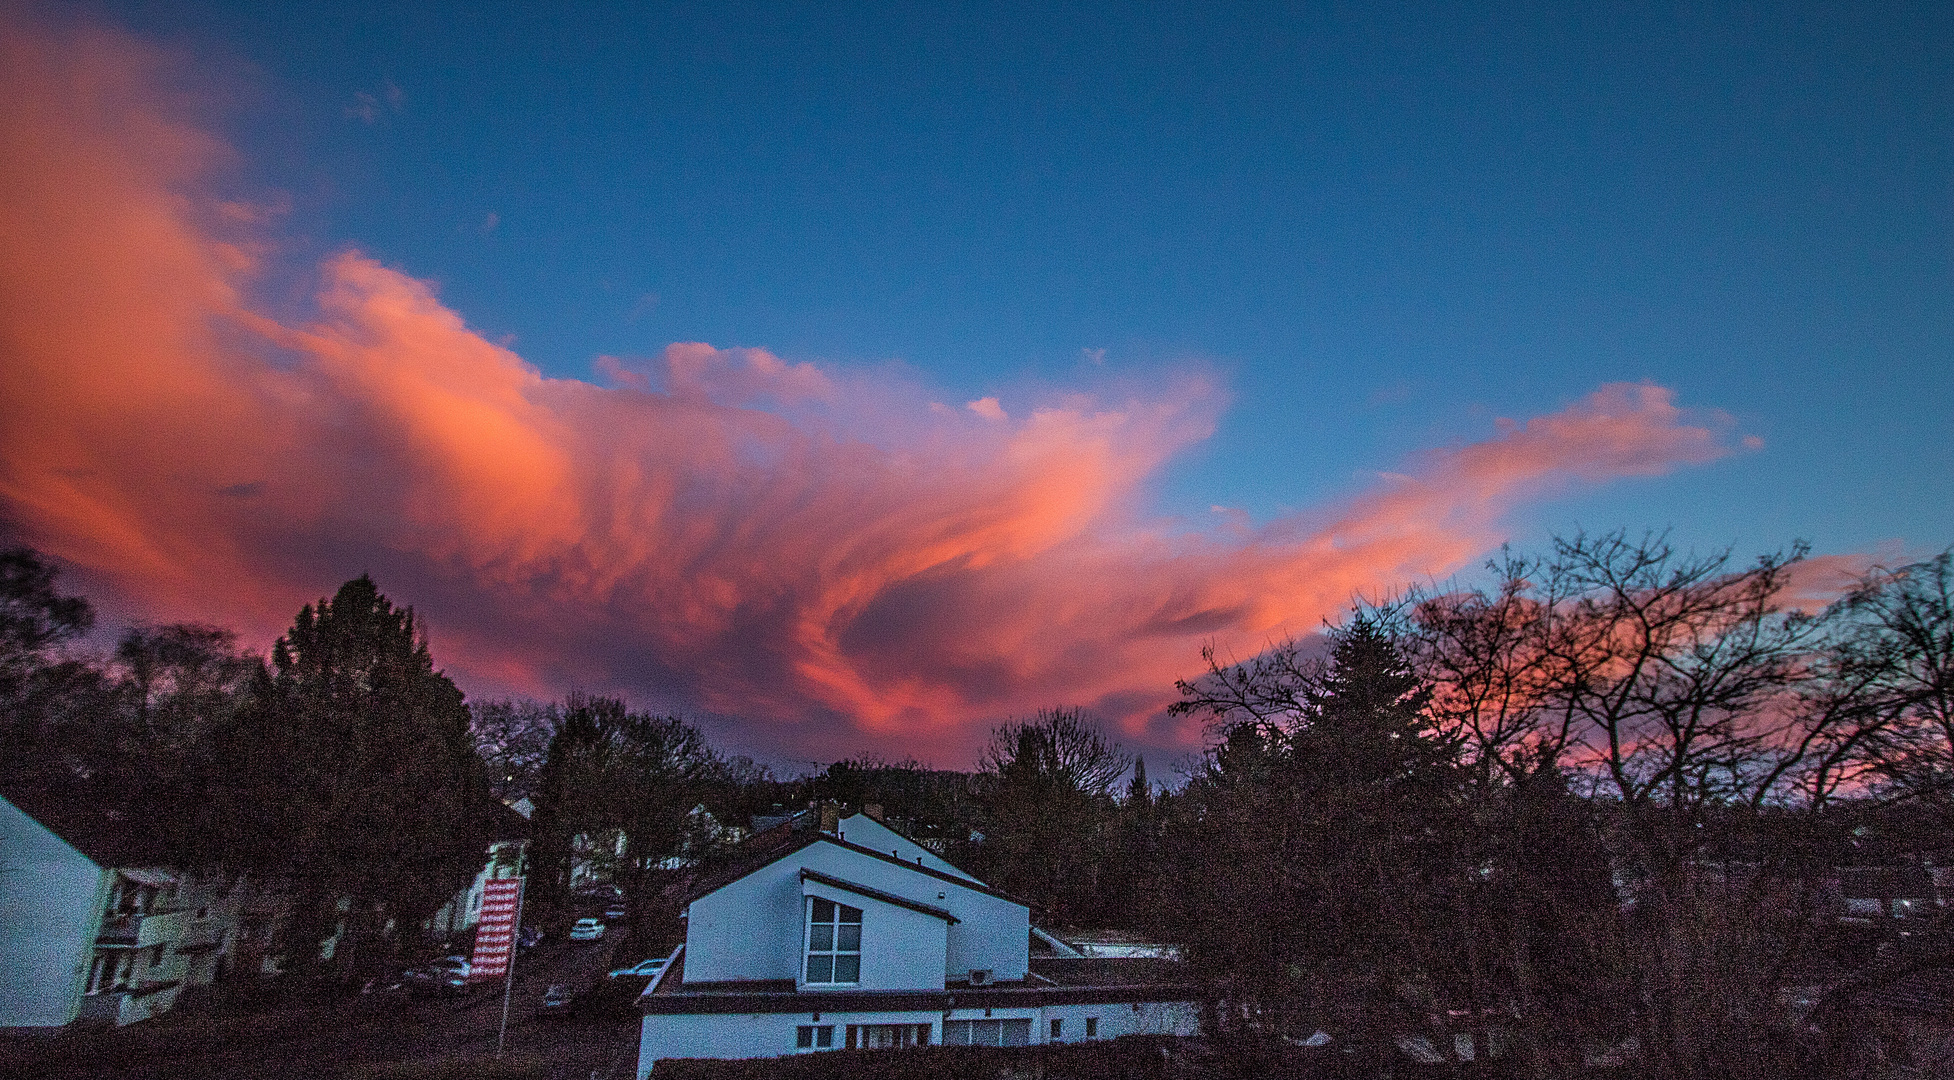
[0,16,1754,764]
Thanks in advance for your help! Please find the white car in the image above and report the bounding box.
[569,917,606,942]
[607,958,666,979]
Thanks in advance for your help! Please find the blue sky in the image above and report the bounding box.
[5,1,1948,762]
[91,0,1951,559]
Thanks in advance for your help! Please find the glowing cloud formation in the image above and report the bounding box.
[0,19,1745,762]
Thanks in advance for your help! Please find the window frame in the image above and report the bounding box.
[86,950,134,995]
[844,1023,930,1049]
[943,1018,1032,1046]
[802,897,863,986]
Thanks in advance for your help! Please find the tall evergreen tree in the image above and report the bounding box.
[0,547,102,792]
[215,575,490,981]
[1168,618,1466,1060]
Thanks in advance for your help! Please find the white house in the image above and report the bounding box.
[425,838,528,940]
[0,793,280,1028]
[636,807,1199,1075]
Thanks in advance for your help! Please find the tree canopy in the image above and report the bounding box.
[214,574,491,978]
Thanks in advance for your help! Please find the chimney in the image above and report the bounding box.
[819,803,841,834]
[862,803,885,823]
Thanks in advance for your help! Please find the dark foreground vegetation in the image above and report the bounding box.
[0,969,638,1080]
[4,530,1953,1079]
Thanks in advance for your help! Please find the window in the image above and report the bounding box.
[795,1025,834,1050]
[1085,1017,1099,1038]
[942,1019,1031,1046]
[1051,1018,1063,1039]
[845,1023,929,1049]
[804,898,861,984]
[86,951,134,995]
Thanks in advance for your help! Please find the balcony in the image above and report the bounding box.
[96,909,187,949]
[76,980,183,1026]
[174,923,227,952]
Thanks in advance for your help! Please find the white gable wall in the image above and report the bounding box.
[0,797,109,1028]
[684,855,804,983]
[684,838,1028,986]
[799,879,946,991]
[833,814,978,881]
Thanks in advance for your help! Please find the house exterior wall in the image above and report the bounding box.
[682,855,805,983]
[683,838,1029,985]
[0,796,109,1028]
[799,879,947,992]
[636,999,1201,1076]
[834,814,979,882]
[427,839,525,939]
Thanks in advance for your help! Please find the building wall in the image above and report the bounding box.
[0,796,109,1028]
[799,879,947,992]
[683,839,1029,986]
[78,868,248,1026]
[427,840,525,940]
[834,815,979,882]
[637,999,1201,1075]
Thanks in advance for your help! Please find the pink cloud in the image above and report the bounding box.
[660,342,836,406]
[0,16,1764,764]
[967,396,1007,422]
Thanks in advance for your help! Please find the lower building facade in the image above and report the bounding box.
[638,973,1199,1075]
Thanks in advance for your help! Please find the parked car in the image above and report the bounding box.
[569,917,606,942]
[607,958,666,980]
[429,955,471,977]
[604,904,627,921]
[400,966,467,996]
[538,983,574,1016]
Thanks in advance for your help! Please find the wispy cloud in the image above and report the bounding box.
[0,16,1757,763]
[346,79,403,124]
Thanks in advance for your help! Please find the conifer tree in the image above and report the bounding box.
[215,575,489,980]
[1168,617,1466,1057]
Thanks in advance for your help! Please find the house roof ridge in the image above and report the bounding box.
[678,829,1032,910]
[821,834,1032,907]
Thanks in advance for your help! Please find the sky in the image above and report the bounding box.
[0,1,1948,769]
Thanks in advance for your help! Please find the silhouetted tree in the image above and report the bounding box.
[1377,531,1924,1079]
[469,696,559,803]
[1168,618,1467,1066]
[213,575,490,981]
[971,706,1131,925]
[528,693,719,949]
[104,623,262,864]
[1841,552,1954,808]
[0,547,104,793]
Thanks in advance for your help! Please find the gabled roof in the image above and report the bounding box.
[672,812,1029,909]
[671,813,828,904]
